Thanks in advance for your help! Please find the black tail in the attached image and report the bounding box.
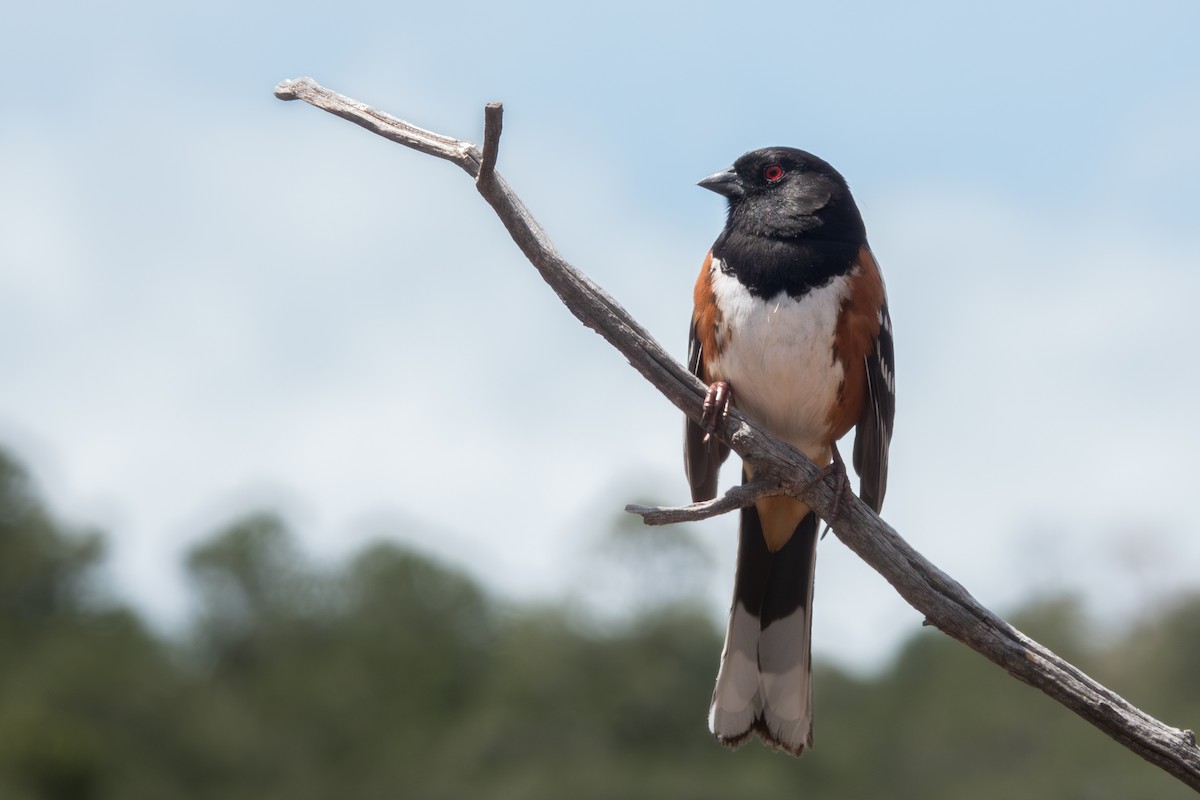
[708,499,818,756]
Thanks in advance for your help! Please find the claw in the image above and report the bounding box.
[815,442,854,538]
[701,381,732,443]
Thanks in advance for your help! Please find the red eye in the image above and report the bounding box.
[764,164,784,182]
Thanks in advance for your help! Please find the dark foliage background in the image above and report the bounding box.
[1,448,1195,799]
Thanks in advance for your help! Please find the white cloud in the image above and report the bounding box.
[868,183,1200,630]
[5,88,1200,670]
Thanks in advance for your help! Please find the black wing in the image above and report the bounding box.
[852,301,895,514]
[684,319,730,503]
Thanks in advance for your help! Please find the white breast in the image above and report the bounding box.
[707,257,848,463]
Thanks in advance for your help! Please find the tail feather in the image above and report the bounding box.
[709,502,818,756]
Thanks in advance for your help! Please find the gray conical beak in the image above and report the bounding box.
[698,167,744,199]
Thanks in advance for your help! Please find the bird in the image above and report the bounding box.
[685,146,894,756]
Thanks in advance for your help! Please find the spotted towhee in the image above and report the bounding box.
[686,147,895,756]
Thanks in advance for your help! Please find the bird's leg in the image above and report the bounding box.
[813,442,853,538]
[700,380,732,443]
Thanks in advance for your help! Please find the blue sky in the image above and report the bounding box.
[2,1,1198,667]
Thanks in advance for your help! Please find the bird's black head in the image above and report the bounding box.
[699,147,866,245]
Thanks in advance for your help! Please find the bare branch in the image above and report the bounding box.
[625,479,786,525]
[274,77,1200,792]
[479,102,503,181]
[274,77,483,175]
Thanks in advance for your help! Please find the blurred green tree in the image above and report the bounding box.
[0,446,1196,799]
[0,450,192,799]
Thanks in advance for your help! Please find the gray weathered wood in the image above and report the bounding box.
[274,76,1200,792]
